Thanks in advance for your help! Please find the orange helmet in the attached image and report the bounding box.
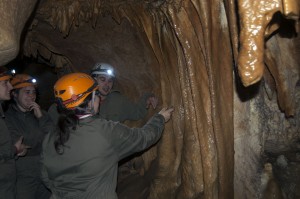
[0,66,15,81]
[11,74,37,89]
[54,73,98,109]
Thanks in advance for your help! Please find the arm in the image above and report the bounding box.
[0,128,29,161]
[38,110,55,135]
[110,107,174,160]
[29,102,55,134]
[0,128,16,161]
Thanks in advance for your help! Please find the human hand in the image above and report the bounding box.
[146,96,158,109]
[29,102,42,118]
[14,136,31,157]
[158,107,174,123]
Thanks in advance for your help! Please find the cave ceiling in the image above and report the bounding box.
[0,0,299,198]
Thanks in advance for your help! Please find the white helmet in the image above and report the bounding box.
[91,63,115,77]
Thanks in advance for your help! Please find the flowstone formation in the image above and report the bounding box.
[0,0,299,198]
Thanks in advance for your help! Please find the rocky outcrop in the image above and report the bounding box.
[0,0,37,65]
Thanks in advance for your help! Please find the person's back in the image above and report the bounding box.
[42,113,165,199]
[41,73,173,199]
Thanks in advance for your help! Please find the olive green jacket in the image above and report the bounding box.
[41,113,165,199]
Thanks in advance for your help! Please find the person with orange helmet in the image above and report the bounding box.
[0,68,30,199]
[5,73,53,199]
[41,72,174,199]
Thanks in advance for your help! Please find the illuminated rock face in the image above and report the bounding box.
[1,0,299,198]
[237,0,299,87]
[0,0,37,65]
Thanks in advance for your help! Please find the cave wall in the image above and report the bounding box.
[25,15,160,111]
[25,1,235,198]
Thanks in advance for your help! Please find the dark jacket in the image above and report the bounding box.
[5,104,53,156]
[0,102,16,199]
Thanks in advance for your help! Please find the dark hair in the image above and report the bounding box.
[54,93,92,154]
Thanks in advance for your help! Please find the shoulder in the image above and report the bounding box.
[4,104,17,118]
[106,91,127,102]
[89,116,123,136]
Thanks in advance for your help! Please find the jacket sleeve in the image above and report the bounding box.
[40,153,50,189]
[40,133,51,189]
[109,113,165,160]
[38,110,55,135]
[47,103,60,125]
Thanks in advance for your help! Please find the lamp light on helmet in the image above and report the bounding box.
[10,69,16,76]
[3,68,15,76]
[0,67,16,81]
[91,63,115,77]
[106,69,113,75]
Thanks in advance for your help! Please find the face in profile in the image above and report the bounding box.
[95,74,114,96]
[13,86,36,111]
[0,80,13,100]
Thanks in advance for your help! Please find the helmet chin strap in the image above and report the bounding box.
[75,91,96,119]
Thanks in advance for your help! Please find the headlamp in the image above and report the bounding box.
[10,69,16,75]
[1,68,16,76]
[12,77,37,88]
[106,69,113,75]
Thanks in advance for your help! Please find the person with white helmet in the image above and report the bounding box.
[90,62,158,123]
[0,68,30,199]
[41,72,174,199]
[5,74,53,199]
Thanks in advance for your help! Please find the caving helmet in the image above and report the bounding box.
[54,73,98,109]
[10,74,36,89]
[91,63,115,77]
[0,66,15,81]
